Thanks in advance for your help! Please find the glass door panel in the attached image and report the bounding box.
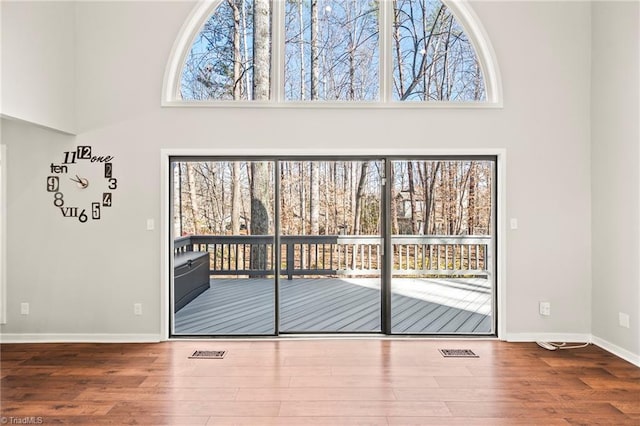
[171,160,276,335]
[390,160,495,334]
[279,160,383,333]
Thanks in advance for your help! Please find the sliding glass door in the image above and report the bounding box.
[171,160,276,335]
[279,160,383,333]
[170,156,496,337]
[389,160,495,334]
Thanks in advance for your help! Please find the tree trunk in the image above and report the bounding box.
[439,14,454,100]
[455,162,472,234]
[186,163,200,234]
[407,161,418,234]
[299,0,306,100]
[467,162,476,235]
[241,0,251,99]
[447,162,456,235]
[177,164,184,236]
[253,0,270,100]
[353,162,369,235]
[393,1,405,98]
[300,162,306,235]
[232,0,243,99]
[250,162,270,274]
[332,163,339,234]
[231,162,241,234]
[309,162,320,267]
[423,161,440,235]
[310,0,320,99]
[310,162,320,234]
[347,0,355,100]
[324,163,331,235]
[250,0,270,272]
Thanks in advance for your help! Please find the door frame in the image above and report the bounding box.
[160,149,507,340]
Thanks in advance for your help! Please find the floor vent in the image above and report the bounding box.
[189,350,226,359]
[439,349,478,358]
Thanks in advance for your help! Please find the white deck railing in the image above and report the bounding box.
[174,234,491,278]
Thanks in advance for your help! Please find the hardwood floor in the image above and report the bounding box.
[1,340,638,425]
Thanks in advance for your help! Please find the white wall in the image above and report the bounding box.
[1,1,596,343]
[591,1,640,360]
[0,1,76,134]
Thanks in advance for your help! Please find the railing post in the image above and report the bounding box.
[286,241,294,280]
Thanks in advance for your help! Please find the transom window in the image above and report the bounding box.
[179,0,488,103]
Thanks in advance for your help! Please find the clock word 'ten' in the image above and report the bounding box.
[50,163,69,174]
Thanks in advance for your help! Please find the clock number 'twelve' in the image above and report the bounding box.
[77,146,92,160]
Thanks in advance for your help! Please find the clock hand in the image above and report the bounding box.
[76,175,89,188]
[70,175,89,188]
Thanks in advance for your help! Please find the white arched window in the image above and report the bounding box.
[163,0,501,105]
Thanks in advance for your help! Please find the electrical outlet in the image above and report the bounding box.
[146,219,154,231]
[134,303,143,316]
[20,302,29,315]
[619,312,630,328]
[539,301,551,316]
[510,218,518,230]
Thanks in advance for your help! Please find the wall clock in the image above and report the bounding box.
[45,145,117,223]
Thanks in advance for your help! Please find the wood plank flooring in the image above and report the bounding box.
[174,277,492,335]
[1,340,638,424]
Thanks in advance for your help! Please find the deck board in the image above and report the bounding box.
[174,277,493,335]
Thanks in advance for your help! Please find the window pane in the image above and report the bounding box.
[285,0,379,101]
[393,0,485,101]
[181,0,272,100]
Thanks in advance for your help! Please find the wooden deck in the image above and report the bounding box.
[174,277,492,335]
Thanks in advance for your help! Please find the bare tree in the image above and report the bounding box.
[250,162,270,273]
[175,159,492,253]
[231,162,241,234]
[407,161,419,233]
[249,0,271,273]
[310,0,320,99]
[393,0,484,101]
[353,161,369,235]
[186,163,201,234]
[310,162,320,234]
[422,161,440,234]
[231,0,245,100]
[253,0,270,100]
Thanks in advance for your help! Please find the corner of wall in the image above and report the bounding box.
[0,1,77,134]
[589,1,640,361]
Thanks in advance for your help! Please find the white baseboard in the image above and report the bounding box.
[0,333,162,343]
[504,332,592,343]
[504,332,639,367]
[591,335,640,367]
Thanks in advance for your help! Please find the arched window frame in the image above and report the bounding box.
[162,0,502,107]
